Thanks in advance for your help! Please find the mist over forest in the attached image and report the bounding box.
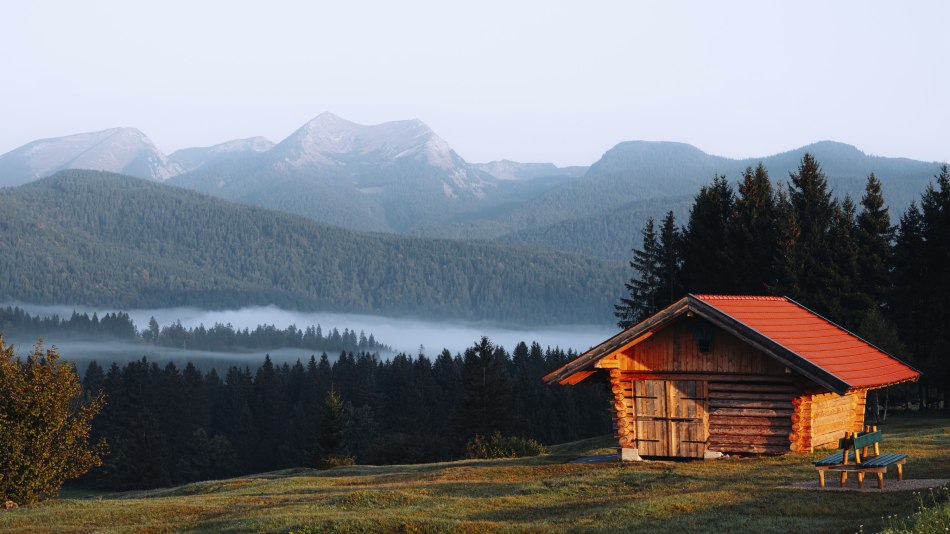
[2,302,616,369]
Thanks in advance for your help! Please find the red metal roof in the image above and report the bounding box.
[693,295,920,389]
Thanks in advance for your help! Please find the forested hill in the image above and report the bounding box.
[0,171,623,324]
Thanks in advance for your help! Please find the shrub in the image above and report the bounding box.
[465,432,547,459]
[0,338,107,505]
[314,454,355,470]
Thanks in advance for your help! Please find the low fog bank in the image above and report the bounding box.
[2,337,350,375]
[5,303,618,356]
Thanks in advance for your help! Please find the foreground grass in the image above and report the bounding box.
[2,413,948,533]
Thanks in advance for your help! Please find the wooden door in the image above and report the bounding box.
[633,379,708,458]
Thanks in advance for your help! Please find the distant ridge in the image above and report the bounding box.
[170,137,274,173]
[0,128,182,186]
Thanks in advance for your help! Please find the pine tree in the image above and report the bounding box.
[313,387,352,467]
[827,196,864,327]
[615,217,662,328]
[918,165,950,406]
[456,337,513,439]
[786,154,838,314]
[657,211,685,307]
[616,212,684,328]
[682,175,735,294]
[730,163,780,293]
[855,173,894,310]
[772,183,799,296]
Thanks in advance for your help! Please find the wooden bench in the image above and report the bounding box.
[813,426,908,489]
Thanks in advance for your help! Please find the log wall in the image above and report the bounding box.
[609,368,636,448]
[705,378,794,454]
[788,391,866,452]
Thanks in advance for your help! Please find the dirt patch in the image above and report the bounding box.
[785,478,949,493]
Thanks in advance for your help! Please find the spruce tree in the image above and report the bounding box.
[456,337,513,439]
[855,173,894,310]
[314,387,351,467]
[615,217,662,328]
[682,175,735,294]
[918,165,950,406]
[730,163,780,293]
[786,154,838,314]
[657,211,685,307]
[827,196,864,327]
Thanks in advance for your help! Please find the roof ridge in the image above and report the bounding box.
[692,294,787,301]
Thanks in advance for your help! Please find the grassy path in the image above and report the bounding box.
[2,413,948,533]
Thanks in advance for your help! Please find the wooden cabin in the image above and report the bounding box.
[543,295,920,458]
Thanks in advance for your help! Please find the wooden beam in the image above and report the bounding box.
[620,372,794,384]
[559,371,595,385]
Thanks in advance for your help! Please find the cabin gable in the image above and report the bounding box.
[615,316,788,375]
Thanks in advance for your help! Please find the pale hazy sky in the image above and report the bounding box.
[2,1,948,167]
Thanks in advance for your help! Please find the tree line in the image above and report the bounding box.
[75,338,608,491]
[616,155,950,408]
[0,306,389,354]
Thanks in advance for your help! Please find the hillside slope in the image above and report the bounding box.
[1,415,945,533]
[0,170,622,324]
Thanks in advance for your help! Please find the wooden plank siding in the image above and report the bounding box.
[619,317,788,375]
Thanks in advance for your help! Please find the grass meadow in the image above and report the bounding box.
[2,413,948,533]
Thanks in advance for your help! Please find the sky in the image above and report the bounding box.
[2,1,948,167]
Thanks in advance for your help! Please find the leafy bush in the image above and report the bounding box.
[0,338,107,505]
[465,432,547,459]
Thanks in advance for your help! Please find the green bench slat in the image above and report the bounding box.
[860,453,907,467]
[814,451,857,466]
[837,430,883,450]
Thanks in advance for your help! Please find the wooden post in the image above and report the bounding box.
[876,472,884,489]
[857,471,865,489]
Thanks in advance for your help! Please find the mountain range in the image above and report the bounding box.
[1,114,944,261]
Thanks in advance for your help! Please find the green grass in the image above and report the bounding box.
[879,484,950,533]
[2,413,948,533]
